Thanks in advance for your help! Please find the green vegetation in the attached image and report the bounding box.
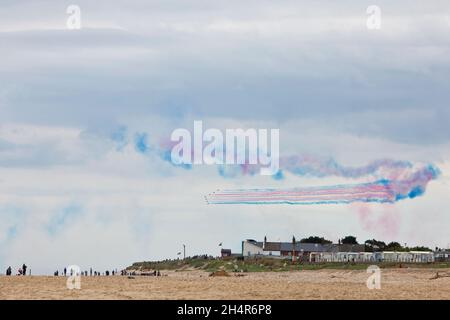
[300,236,332,244]
[128,257,450,273]
[300,235,435,252]
[341,235,358,244]
[364,239,432,252]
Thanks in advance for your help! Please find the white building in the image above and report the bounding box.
[434,251,450,261]
[381,251,434,263]
[309,252,379,263]
[242,239,281,257]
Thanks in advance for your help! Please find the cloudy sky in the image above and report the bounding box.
[1,0,450,274]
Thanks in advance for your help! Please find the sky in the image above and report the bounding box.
[1,0,450,274]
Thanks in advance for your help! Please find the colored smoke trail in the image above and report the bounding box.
[206,164,440,205]
[354,203,401,238]
[123,129,440,205]
[217,157,417,179]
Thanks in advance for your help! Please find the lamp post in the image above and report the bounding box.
[183,244,186,260]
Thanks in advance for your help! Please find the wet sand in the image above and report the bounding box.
[1,268,449,300]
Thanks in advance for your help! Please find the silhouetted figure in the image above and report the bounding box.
[90,268,92,276]
[64,268,67,276]
[157,270,161,277]
[22,264,27,276]
[54,270,59,276]
[6,266,12,276]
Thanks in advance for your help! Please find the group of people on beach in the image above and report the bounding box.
[5,264,161,277]
[126,270,162,277]
[5,264,28,276]
[53,267,121,277]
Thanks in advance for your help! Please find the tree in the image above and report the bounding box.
[299,236,332,245]
[364,239,386,252]
[385,242,404,251]
[341,236,358,245]
[409,246,432,252]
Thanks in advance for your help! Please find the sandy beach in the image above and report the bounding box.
[1,268,449,300]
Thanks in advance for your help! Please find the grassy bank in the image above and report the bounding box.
[128,258,450,273]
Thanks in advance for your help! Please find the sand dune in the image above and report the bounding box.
[1,268,449,300]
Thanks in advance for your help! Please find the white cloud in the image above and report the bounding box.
[0,121,449,274]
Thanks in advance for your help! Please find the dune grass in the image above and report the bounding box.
[128,257,450,273]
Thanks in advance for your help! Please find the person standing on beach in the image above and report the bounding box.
[22,264,27,276]
[6,266,12,276]
[63,267,67,276]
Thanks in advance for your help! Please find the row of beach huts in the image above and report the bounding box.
[308,251,435,263]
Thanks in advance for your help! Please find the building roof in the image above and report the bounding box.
[280,243,325,252]
[409,251,433,254]
[325,244,365,253]
[246,240,365,253]
[252,242,281,251]
[250,241,326,252]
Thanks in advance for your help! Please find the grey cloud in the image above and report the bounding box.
[0,0,449,145]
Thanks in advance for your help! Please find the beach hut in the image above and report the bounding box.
[410,251,434,263]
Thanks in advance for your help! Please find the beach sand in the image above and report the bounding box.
[1,268,449,300]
